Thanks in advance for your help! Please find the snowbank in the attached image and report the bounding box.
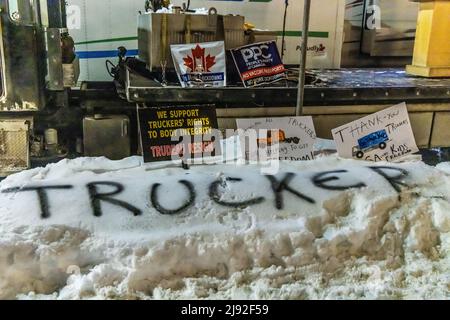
[0,154,449,300]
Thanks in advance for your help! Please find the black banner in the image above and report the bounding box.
[0,300,438,319]
[138,105,220,163]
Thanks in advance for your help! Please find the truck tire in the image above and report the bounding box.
[379,142,387,150]
[356,151,364,159]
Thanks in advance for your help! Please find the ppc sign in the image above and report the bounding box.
[332,103,419,162]
[231,41,287,87]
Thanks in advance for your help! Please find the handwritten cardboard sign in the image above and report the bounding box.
[138,105,220,163]
[332,103,419,162]
[236,117,317,161]
[231,41,287,88]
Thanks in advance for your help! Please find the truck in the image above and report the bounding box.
[2,0,332,176]
[352,129,389,159]
[257,130,286,147]
[66,0,346,81]
[257,130,303,147]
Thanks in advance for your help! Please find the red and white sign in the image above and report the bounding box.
[171,41,226,88]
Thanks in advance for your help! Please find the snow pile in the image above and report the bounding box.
[437,162,450,175]
[0,154,449,300]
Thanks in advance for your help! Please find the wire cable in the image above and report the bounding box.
[106,60,117,78]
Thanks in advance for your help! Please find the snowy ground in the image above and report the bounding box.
[0,142,449,300]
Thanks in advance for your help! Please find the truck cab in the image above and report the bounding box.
[0,0,78,176]
[352,129,389,159]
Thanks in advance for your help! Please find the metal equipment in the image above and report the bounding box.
[83,115,131,160]
[0,0,449,176]
[342,0,419,68]
[0,0,79,174]
[0,119,30,176]
[138,10,245,71]
[360,0,418,57]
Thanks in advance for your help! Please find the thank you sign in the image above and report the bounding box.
[332,103,419,162]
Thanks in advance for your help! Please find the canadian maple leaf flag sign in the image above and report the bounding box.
[171,41,226,88]
[183,44,217,72]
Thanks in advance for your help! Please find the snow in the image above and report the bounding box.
[437,162,450,175]
[0,141,449,300]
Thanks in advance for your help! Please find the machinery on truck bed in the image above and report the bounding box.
[0,0,275,176]
[0,0,80,176]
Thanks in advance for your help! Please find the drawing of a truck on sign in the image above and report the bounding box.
[257,130,302,147]
[352,129,390,159]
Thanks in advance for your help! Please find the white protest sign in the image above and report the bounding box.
[237,117,317,161]
[171,41,226,88]
[332,103,419,162]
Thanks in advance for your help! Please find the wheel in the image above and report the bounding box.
[356,151,364,159]
[285,138,292,143]
[379,142,387,150]
[292,137,300,144]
